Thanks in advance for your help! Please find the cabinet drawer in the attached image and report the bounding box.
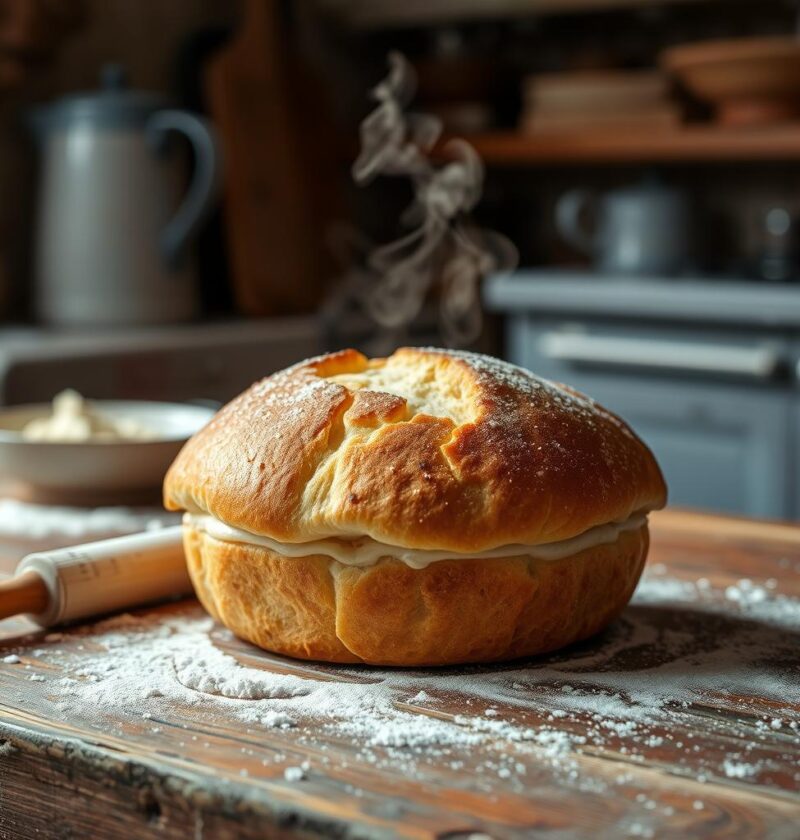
[576,378,790,518]
[507,320,793,518]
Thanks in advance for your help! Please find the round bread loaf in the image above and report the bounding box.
[164,347,666,665]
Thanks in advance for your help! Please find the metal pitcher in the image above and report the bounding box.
[556,179,689,276]
[31,64,220,326]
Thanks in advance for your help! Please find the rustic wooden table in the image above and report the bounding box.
[0,509,798,839]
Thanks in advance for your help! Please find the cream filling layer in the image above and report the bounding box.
[185,511,647,570]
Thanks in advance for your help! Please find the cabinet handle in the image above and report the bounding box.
[539,333,781,380]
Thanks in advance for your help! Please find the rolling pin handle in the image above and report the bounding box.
[0,571,50,621]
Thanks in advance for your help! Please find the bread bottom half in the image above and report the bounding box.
[183,523,649,666]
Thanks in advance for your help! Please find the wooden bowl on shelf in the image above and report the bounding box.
[662,36,800,126]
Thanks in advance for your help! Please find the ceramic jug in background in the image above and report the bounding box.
[31,65,220,326]
[555,179,689,276]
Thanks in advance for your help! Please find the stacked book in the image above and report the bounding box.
[520,70,682,134]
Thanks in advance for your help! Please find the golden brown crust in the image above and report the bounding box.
[165,348,666,552]
[182,523,649,666]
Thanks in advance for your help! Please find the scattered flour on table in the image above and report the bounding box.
[0,499,179,562]
[722,759,761,779]
[7,565,800,804]
[283,766,306,782]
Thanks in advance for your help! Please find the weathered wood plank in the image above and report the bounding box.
[0,508,799,838]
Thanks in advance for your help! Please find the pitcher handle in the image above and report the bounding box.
[146,109,221,269]
[555,189,596,256]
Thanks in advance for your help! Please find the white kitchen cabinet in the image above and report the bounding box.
[544,374,791,518]
[488,274,800,519]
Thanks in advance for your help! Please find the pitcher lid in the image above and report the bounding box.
[32,64,165,131]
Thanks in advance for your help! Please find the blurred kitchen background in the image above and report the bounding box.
[2,0,800,523]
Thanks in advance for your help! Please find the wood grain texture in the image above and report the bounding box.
[205,0,341,317]
[0,508,799,839]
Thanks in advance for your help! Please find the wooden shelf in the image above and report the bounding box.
[458,125,800,165]
[321,0,719,29]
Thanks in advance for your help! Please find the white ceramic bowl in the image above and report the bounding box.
[0,401,215,496]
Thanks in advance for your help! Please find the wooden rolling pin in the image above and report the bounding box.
[0,527,191,627]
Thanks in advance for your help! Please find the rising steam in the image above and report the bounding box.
[350,52,517,347]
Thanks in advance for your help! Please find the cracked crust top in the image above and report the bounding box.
[163,347,666,551]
